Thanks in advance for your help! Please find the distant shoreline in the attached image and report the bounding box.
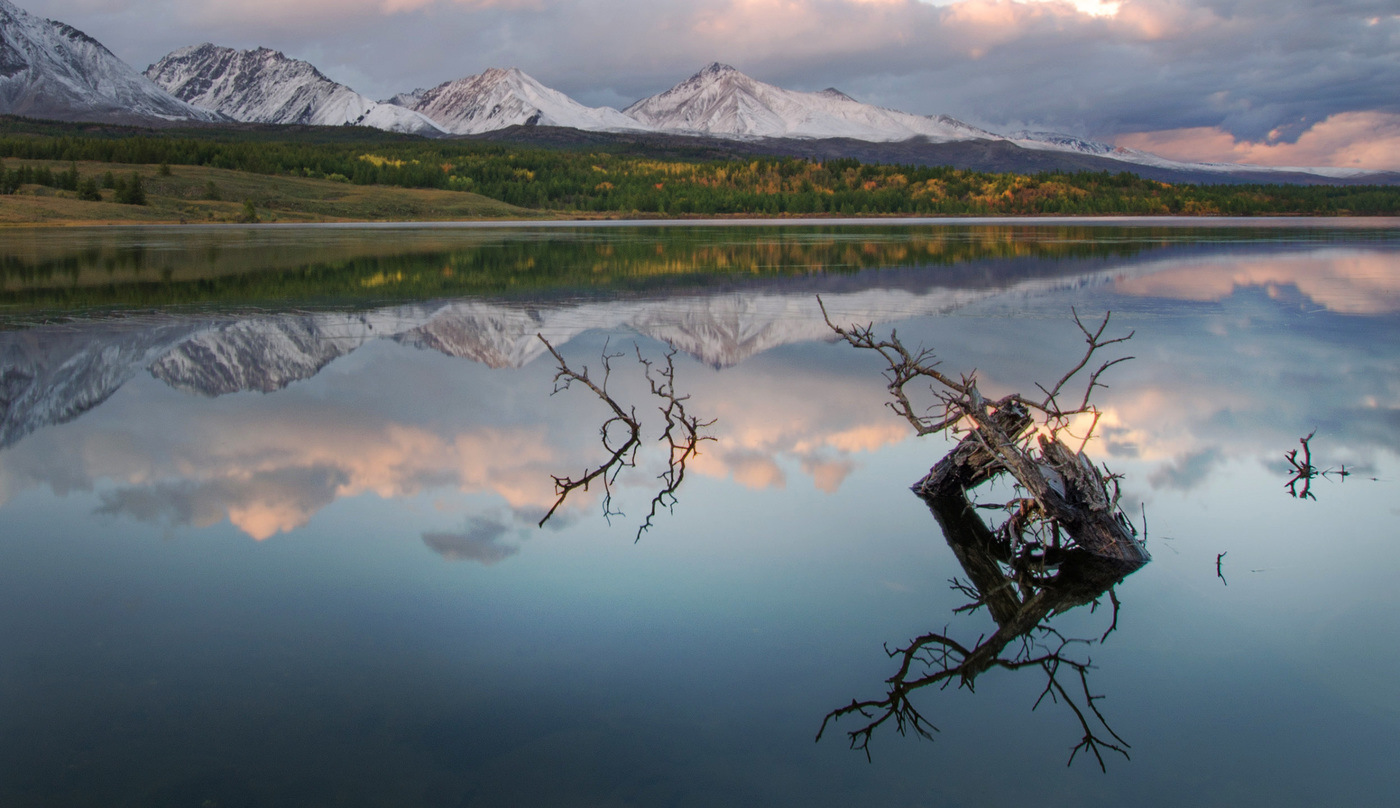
[5,213,1400,230]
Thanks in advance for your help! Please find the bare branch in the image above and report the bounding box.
[1033,309,1135,421]
[819,296,968,436]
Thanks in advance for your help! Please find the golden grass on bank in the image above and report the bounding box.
[0,160,541,225]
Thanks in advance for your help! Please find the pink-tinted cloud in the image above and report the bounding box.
[1116,112,1400,170]
[1114,250,1400,315]
[31,414,565,540]
[685,363,913,493]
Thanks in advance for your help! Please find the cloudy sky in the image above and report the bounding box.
[19,0,1400,169]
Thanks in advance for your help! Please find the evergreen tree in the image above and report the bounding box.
[114,172,146,205]
[78,176,102,201]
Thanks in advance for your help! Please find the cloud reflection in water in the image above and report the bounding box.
[1,230,1397,547]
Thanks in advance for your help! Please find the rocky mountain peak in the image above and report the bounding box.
[0,0,223,124]
[390,66,645,135]
[145,43,444,135]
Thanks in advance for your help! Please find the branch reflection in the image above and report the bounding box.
[537,335,715,541]
[818,491,1146,769]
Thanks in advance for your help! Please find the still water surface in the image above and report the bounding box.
[2,220,1398,806]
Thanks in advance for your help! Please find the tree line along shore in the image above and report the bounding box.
[3,119,1398,223]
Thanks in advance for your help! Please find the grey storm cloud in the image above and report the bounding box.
[95,465,347,535]
[422,517,520,565]
[1148,447,1224,492]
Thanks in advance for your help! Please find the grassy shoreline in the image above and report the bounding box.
[0,159,536,226]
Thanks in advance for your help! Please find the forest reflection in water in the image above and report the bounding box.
[0,221,1398,807]
[3,219,1395,314]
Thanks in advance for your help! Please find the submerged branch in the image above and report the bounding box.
[635,346,717,541]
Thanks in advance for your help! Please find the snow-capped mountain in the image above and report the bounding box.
[1010,130,1123,158]
[619,65,1377,180]
[385,67,646,135]
[0,0,221,124]
[623,63,993,142]
[0,0,1378,183]
[145,44,445,136]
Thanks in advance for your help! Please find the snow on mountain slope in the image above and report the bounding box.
[145,44,444,136]
[387,67,648,135]
[623,64,1374,179]
[1010,130,1122,158]
[623,63,994,142]
[1009,129,1374,179]
[0,0,221,124]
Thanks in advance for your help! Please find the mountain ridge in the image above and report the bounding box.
[144,44,445,136]
[623,62,995,144]
[0,0,222,125]
[1,0,1389,180]
[383,66,645,136]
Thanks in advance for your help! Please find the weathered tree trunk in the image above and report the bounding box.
[913,401,1032,496]
[913,394,1149,567]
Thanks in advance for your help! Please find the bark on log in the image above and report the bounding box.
[913,393,1149,567]
[913,401,1032,496]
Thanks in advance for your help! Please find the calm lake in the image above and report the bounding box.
[2,219,1398,807]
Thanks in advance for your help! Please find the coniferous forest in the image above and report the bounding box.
[2,118,1397,218]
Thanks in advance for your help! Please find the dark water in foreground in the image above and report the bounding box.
[2,220,1398,806]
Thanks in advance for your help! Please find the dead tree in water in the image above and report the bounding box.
[1283,430,1352,500]
[819,299,1147,566]
[817,300,1150,768]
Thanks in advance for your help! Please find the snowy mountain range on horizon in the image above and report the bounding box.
[0,0,1381,179]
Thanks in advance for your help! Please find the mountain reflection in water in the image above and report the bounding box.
[1,222,1398,807]
[0,226,1205,450]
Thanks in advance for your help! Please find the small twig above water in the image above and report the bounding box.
[1284,431,1352,501]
